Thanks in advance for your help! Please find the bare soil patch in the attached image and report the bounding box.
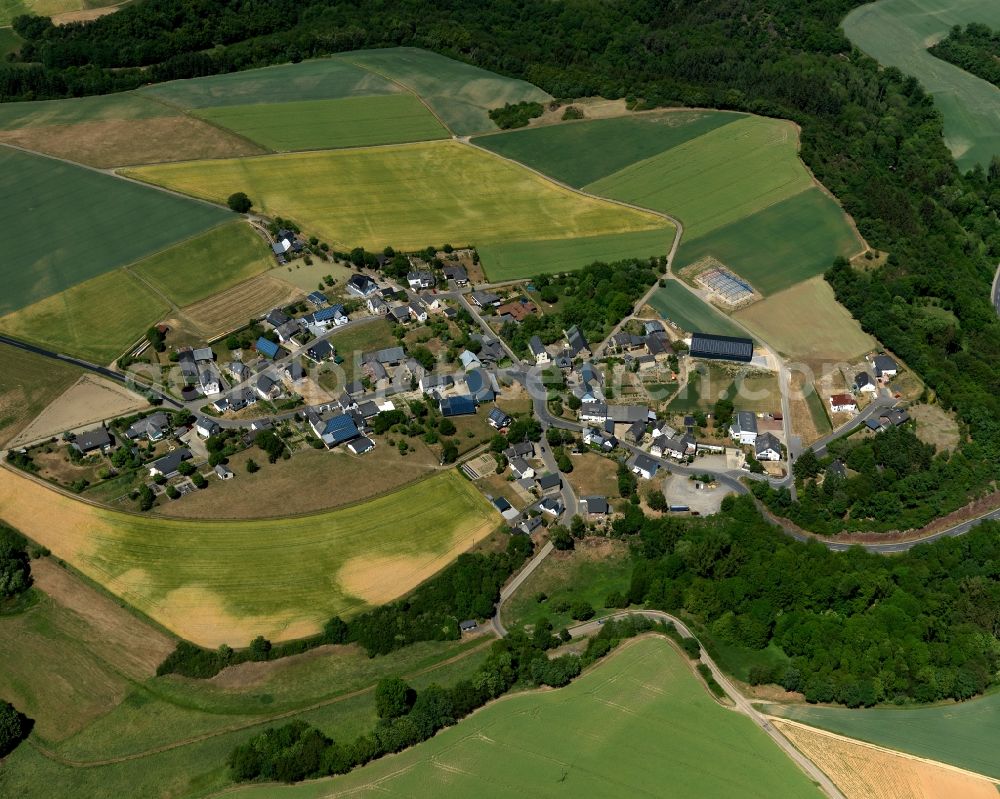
[774,719,998,799]
[155,445,439,520]
[908,404,960,452]
[0,116,265,168]
[10,375,149,447]
[51,2,126,25]
[568,452,619,498]
[182,274,302,340]
[30,557,174,677]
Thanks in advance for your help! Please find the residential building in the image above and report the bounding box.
[492,496,520,521]
[470,290,501,308]
[306,291,328,307]
[579,401,608,423]
[581,496,609,516]
[487,408,512,429]
[829,393,857,414]
[284,361,306,384]
[563,325,590,358]
[459,350,482,370]
[630,453,659,480]
[880,408,910,427]
[255,337,280,359]
[873,354,898,379]
[315,413,360,448]
[583,427,616,451]
[346,273,379,298]
[72,426,113,454]
[420,373,454,395]
[689,332,753,363]
[536,473,562,493]
[199,368,221,396]
[540,496,564,517]
[365,346,405,366]
[643,320,665,336]
[854,372,877,394]
[509,458,535,480]
[367,296,389,315]
[193,346,214,362]
[528,336,549,365]
[754,432,782,461]
[408,303,428,323]
[274,320,301,344]
[503,441,534,460]
[306,340,335,363]
[496,298,537,322]
[439,395,477,417]
[520,516,543,535]
[407,271,435,290]
[148,448,191,478]
[729,411,758,445]
[443,265,468,285]
[125,412,170,442]
[348,437,375,455]
[264,308,290,329]
[226,361,250,382]
[386,304,411,324]
[255,374,281,400]
[195,417,220,438]
[626,419,647,445]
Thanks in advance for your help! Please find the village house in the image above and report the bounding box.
[459,350,482,371]
[443,265,468,285]
[199,368,221,396]
[284,361,307,385]
[406,271,435,290]
[420,373,454,395]
[472,335,505,364]
[314,413,361,448]
[470,290,501,308]
[579,401,608,424]
[195,417,220,438]
[227,361,251,382]
[264,308,290,329]
[307,305,348,330]
[729,411,758,445]
[540,496,564,517]
[583,426,616,451]
[72,426,113,454]
[274,320,301,344]
[629,453,659,480]
[386,304,411,324]
[306,340,335,363]
[255,374,281,401]
[652,432,696,461]
[408,302,428,323]
[487,408,512,429]
[367,296,389,315]
[829,393,857,414]
[214,464,234,480]
[193,347,214,363]
[439,395,477,417]
[520,516,543,535]
[854,372,877,394]
[563,325,591,358]
[581,496,609,516]
[873,354,898,380]
[125,412,170,442]
[306,290,328,307]
[528,336,550,365]
[148,448,191,478]
[509,458,535,480]
[346,273,380,298]
[348,437,375,455]
[504,441,534,460]
[271,228,302,256]
[626,419,647,445]
[495,297,537,323]
[536,472,562,493]
[255,337,280,360]
[755,432,782,461]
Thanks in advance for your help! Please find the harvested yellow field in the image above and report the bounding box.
[774,719,998,799]
[0,467,498,647]
[181,273,302,339]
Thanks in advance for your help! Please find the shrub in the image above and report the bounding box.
[570,601,595,621]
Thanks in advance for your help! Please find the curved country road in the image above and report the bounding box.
[569,611,847,799]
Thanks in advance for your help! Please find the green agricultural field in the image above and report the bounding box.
[125,141,667,254]
[138,58,402,109]
[0,268,169,363]
[196,94,448,151]
[130,221,273,307]
[0,346,82,446]
[843,0,1000,170]
[500,545,634,632]
[478,226,673,281]
[649,279,750,338]
[0,468,499,647]
[227,637,823,799]
[0,146,228,315]
[766,693,1000,778]
[0,0,121,26]
[587,115,814,241]
[334,47,552,136]
[0,92,168,131]
[670,364,779,415]
[675,188,861,296]
[475,110,743,187]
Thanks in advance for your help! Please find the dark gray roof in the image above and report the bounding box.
[504,441,534,459]
[73,426,112,451]
[349,437,375,454]
[755,432,781,455]
[580,401,608,418]
[854,371,874,389]
[564,325,589,356]
[607,404,648,423]
[689,332,753,362]
[528,335,546,356]
[536,472,561,490]
[582,496,609,514]
[873,355,898,375]
[630,453,659,475]
[367,346,405,364]
[151,448,191,475]
[733,410,757,434]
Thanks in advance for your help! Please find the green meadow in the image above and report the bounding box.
[227,637,822,799]
[334,47,552,135]
[649,279,749,338]
[0,146,228,315]
[138,57,401,109]
[197,94,448,151]
[131,221,274,307]
[478,226,673,281]
[843,0,1000,171]
[674,187,861,296]
[0,92,168,130]
[476,110,743,187]
[766,693,1000,778]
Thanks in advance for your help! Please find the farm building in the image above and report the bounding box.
[729,411,758,445]
[607,404,649,424]
[307,291,328,307]
[214,464,234,480]
[829,394,857,413]
[72,426,113,454]
[459,619,478,632]
[755,432,782,461]
[689,332,753,363]
[439,395,477,417]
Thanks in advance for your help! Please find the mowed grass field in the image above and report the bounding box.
[475,110,744,187]
[766,693,1000,779]
[0,268,169,363]
[0,92,264,167]
[0,467,498,647]
[126,141,668,254]
[477,226,673,281]
[334,47,552,136]
[674,187,862,296]
[649,279,750,338]
[130,221,273,307]
[0,345,83,446]
[138,57,402,109]
[734,275,876,363]
[587,115,813,241]
[195,94,448,152]
[228,637,823,799]
[0,146,228,315]
[843,0,1000,171]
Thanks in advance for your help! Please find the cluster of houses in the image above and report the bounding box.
[728,411,783,462]
[832,355,900,416]
[305,394,380,452]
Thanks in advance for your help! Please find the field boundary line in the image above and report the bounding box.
[769,717,1000,785]
[27,638,495,769]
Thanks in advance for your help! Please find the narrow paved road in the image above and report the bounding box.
[490,540,554,637]
[568,611,847,799]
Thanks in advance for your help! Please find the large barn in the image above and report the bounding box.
[689,332,754,363]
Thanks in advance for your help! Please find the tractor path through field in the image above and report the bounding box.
[25,637,495,769]
[569,610,847,799]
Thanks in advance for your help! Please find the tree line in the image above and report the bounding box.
[929,24,1000,88]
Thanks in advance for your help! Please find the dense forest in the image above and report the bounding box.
[3,0,1000,533]
[929,23,1000,88]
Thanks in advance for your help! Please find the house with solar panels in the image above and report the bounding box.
[688,332,753,363]
[308,412,361,448]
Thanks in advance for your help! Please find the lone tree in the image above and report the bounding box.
[0,701,27,757]
[375,677,414,719]
[227,192,252,213]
